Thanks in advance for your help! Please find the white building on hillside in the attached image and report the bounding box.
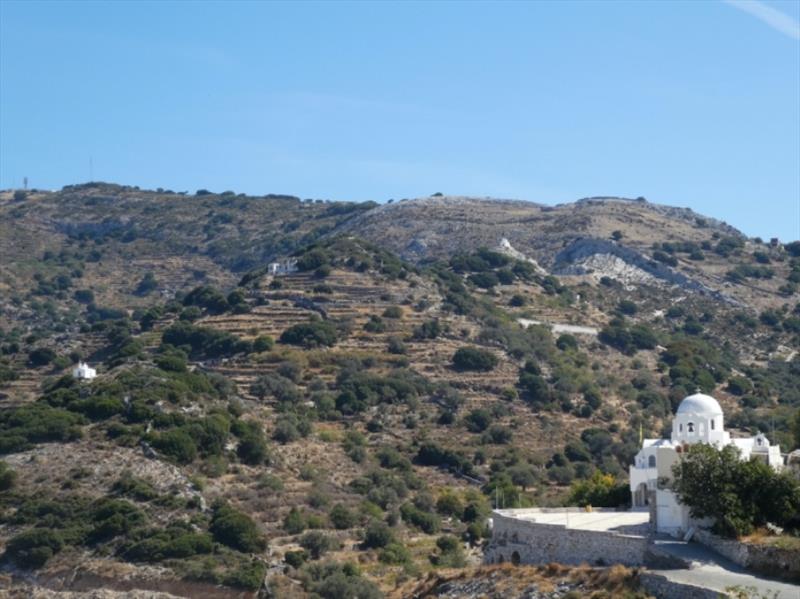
[72,361,97,381]
[630,392,783,536]
[267,258,298,276]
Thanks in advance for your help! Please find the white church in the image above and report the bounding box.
[72,361,97,381]
[630,392,783,536]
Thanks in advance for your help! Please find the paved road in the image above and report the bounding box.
[650,537,800,598]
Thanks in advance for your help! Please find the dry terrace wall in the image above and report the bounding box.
[484,510,649,567]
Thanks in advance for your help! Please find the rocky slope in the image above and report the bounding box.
[0,183,797,597]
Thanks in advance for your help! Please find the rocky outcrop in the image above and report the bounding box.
[552,238,739,304]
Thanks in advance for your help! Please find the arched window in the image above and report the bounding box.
[710,419,715,430]
[648,455,656,468]
[687,422,695,434]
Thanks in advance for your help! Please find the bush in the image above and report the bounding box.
[135,272,158,295]
[73,289,95,304]
[182,285,229,314]
[223,559,267,590]
[382,306,402,318]
[379,542,410,564]
[387,336,406,355]
[432,535,465,567]
[0,461,16,490]
[452,347,498,371]
[567,472,630,508]
[28,347,56,367]
[280,320,338,348]
[400,502,440,533]
[617,300,638,315]
[252,335,274,352]
[413,319,442,340]
[300,531,339,559]
[6,528,64,568]
[483,424,512,444]
[362,520,394,549]
[464,408,491,433]
[151,429,197,464]
[162,322,250,358]
[210,503,267,552]
[467,272,499,289]
[0,404,85,454]
[232,420,269,465]
[284,507,307,535]
[329,504,357,530]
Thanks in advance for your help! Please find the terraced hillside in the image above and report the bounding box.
[0,184,798,596]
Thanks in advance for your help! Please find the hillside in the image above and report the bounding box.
[0,184,798,596]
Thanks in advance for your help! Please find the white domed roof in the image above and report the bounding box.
[677,393,723,416]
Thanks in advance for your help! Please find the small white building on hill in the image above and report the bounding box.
[72,361,97,381]
[630,392,783,536]
[267,258,298,276]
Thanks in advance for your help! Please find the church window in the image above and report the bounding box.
[710,419,715,430]
[648,455,656,468]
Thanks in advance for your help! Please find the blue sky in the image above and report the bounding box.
[1,0,798,240]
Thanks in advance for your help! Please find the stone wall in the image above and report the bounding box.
[693,529,800,583]
[638,573,721,599]
[484,511,648,567]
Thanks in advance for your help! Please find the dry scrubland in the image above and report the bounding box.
[0,184,797,596]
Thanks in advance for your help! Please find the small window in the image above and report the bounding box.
[757,437,763,446]
[710,419,715,430]
[679,423,683,432]
[648,455,656,468]
[687,422,695,433]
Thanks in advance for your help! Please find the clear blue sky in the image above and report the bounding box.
[1,1,798,240]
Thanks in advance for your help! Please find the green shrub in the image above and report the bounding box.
[0,404,85,454]
[223,559,266,590]
[382,306,402,318]
[124,528,213,561]
[151,429,197,464]
[232,420,269,465]
[285,549,308,568]
[182,285,229,314]
[361,520,394,549]
[299,530,340,559]
[0,461,16,491]
[452,346,498,371]
[252,335,274,352]
[379,542,410,564]
[162,322,250,358]
[400,502,440,534]
[329,504,357,529]
[283,507,307,535]
[6,528,64,568]
[28,347,56,367]
[210,503,267,552]
[280,320,338,348]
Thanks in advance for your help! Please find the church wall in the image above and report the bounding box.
[484,512,648,567]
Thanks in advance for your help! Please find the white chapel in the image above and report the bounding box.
[72,361,97,381]
[629,392,783,536]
